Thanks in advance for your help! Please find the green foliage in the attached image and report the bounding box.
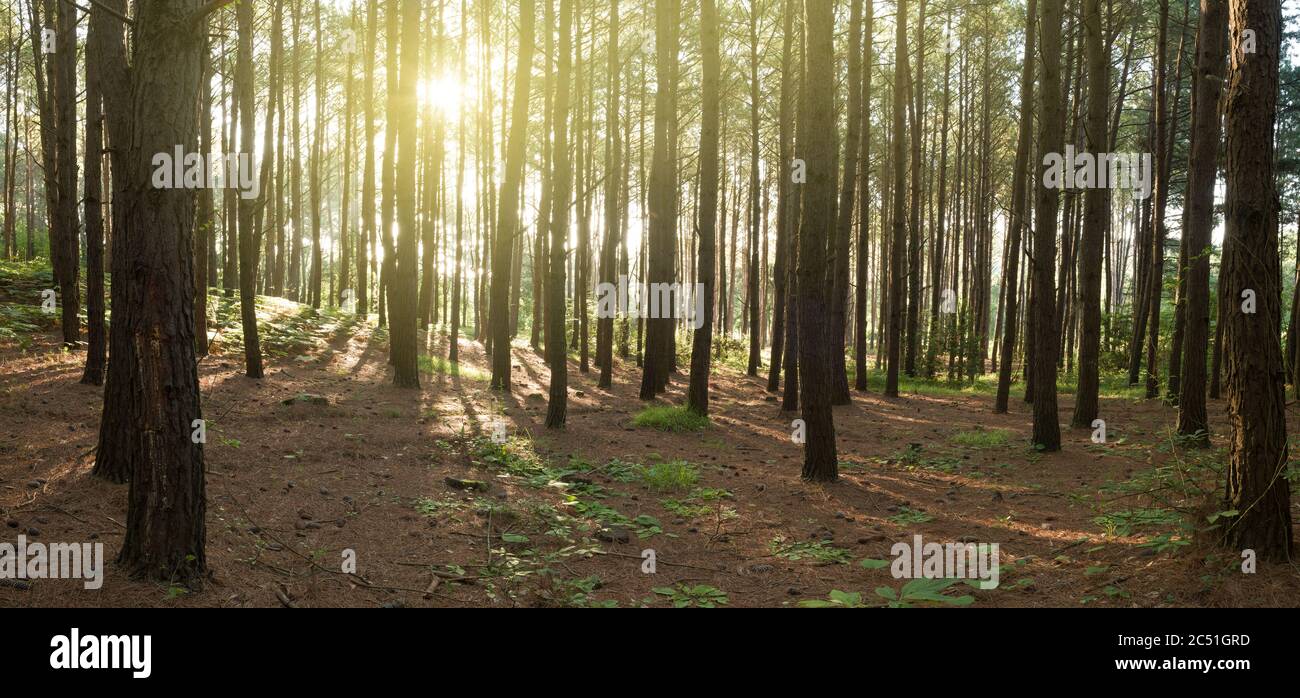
[419,354,490,381]
[768,536,852,564]
[631,405,709,432]
[661,486,733,519]
[798,590,869,608]
[951,427,1011,448]
[639,459,699,492]
[652,584,729,608]
[888,506,934,525]
[539,574,618,608]
[875,577,975,608]
[211,294,365,357]
[1093,507,1183,537]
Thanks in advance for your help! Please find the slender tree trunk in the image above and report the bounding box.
[687,0,720,415]
[546,0,575,427]
[81,18,106,386]
[236,0,264,378]
[885,0,910,398]
[829,0,862,405]
[1176,0,1226,444]
[1032,0,1064,451]
[490,0,535,391]
[1072,0,1108,427]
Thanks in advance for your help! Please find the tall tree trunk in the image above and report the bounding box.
[358,0,378,316]
[638,0,678,400]
[236,0,264,378]
[389,0,422,388]
[829,0,862,405]
[744,2,762,377]
[490,0,535,391]
[1071,0,1109,427]
[885,0,910,398]
[996,0,1037,413]
[51,0,79,348]
[546,0,575,427]
[1176,0,1226,445]
[853,0,874,392]
[81,17,106,386]
[114,0,209,587]
[1144,0,1172,399]
[1031,0,1064,451]
[797,0,838,482]
[597,0,621,389]
[1219,0,1292,559]
[687,0,720,415]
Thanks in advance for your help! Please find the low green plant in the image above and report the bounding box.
[632,405,709,432]
[951,427,1011,448]
[769,536,852,564]
[652,584,729,608]
[888,506,934,525]
[640,459,699,492]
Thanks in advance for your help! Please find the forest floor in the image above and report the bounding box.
[2,283,1300,607]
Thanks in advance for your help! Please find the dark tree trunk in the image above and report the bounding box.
[597,0,621,389]
[796,0,838,482]
[81,17,106,386]
[236,0,264,378]
[1071,0,1108,427]
[1219,0,1293,560]
[52,0,79,348]
[114,0,210,587]
[996,0,1036,414]
[358,0,379,316]
[885,0,909,398]
[1031,0,1063,451]
[546,0,575,427]
[389,0,422,388]
[828,0,862,405]
[686,0,720,416]
[490,0,535,391]
[1176,0,1226,444]
[854,0,873,392]
[89,0,134,484]
[638,0,678,400]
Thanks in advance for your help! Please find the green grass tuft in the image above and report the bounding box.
[951,427,1012,448]
[632,405,709,432]
[640,459,700,492]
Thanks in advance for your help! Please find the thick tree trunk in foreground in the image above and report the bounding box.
[797,0,838,482]
[1219,0,1292,560]
[114,0,209,586]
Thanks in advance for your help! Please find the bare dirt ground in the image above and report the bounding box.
[2,319,1299,608]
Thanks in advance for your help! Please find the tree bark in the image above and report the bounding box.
[1219,0,1292,560]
